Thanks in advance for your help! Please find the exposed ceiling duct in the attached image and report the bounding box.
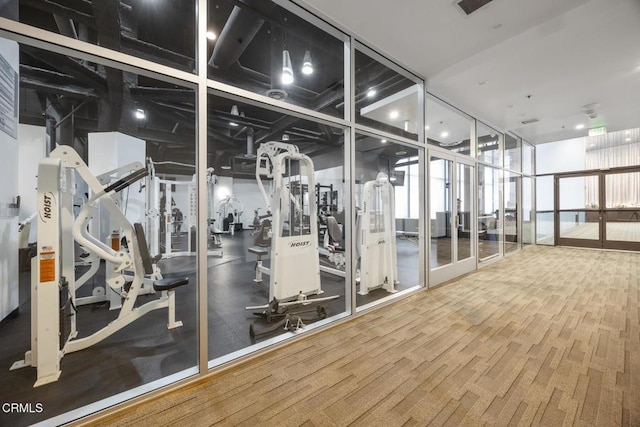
[208,0,276,68]
[245,128,256,158]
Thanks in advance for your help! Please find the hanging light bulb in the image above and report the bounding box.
[134,108,146,120]
[281,49,294,85]
[301,50,313,75]
[229,105,239,127]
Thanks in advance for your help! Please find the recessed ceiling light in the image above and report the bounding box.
[440,131,449,138]
[220,165,231,170]
[229,122,239,127]
[575,124,585,130]
[389,110,399,119]
[367,88,377,98]
[206,31,216,40]
[396,151,407,156]
[425,125,430,130]
[626,138,631,142]
[381,139,387,143]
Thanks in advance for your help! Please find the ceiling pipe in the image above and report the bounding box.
[208,0,276,68]
[245,128,256,158]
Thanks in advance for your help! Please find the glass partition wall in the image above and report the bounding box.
[206,94,348,359]
[0,40,198,426]
[353,43,425,309]
[477,123,504,262]
[354,134,423,309]
[0,1,531,425]
[426,96,476,285]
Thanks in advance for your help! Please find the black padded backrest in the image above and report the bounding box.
[134,223,154,275]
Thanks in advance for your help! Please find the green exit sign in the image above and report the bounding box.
[588,126,607,136]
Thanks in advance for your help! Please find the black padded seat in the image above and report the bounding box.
[153,277,189,292]
[249,247,268,256]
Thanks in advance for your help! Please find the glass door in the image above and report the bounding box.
[429,151,476,285]
[555,173,601,248]
[556,169,640,250]
[603,170,640,251]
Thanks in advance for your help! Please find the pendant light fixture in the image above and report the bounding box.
[229,105,239,127]
[281,50,294,85]
[301,50,313,75]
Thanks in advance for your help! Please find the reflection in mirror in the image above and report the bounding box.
[426,96,472,155]
[206,95,347,359]
[207,0,345,118]
[1,41,197,426]
[355,50,421,140]
[355,134,421,308]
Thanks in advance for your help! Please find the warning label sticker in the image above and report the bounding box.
[39,251,55,282]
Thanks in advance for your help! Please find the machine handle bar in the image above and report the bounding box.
[104,168,149,194]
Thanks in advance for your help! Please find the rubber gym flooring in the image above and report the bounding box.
[0,229,419,426]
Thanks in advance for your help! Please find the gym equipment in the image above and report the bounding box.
[247,294,339,340]
[357,172,398,295]
[148,164,222,258]
[10,146,188,387]
[216,195,243,234]
[75,162,158,310]
[316,183,338,216]
[319,215,346,269]
[249,141,323,301]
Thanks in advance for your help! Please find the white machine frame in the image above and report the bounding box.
[252,141,322,301]
[11,146,185,387]
[147,165,221,258]
[74,163,157,310]
[216,194,243,235]
[357,172,398,295]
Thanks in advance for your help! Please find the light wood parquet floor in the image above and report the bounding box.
[86,246,640,426]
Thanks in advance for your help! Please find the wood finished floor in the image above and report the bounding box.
[88,246,640,426]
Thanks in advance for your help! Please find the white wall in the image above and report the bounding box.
[233,177,263,227]
[0,38,19,321]
[18,124,46,221]
[170,178,192,227]
[88,132,146,240]
[536,137,585,175]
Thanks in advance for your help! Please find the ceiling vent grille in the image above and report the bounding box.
[456,0,494,15]
[521,118,539,125]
